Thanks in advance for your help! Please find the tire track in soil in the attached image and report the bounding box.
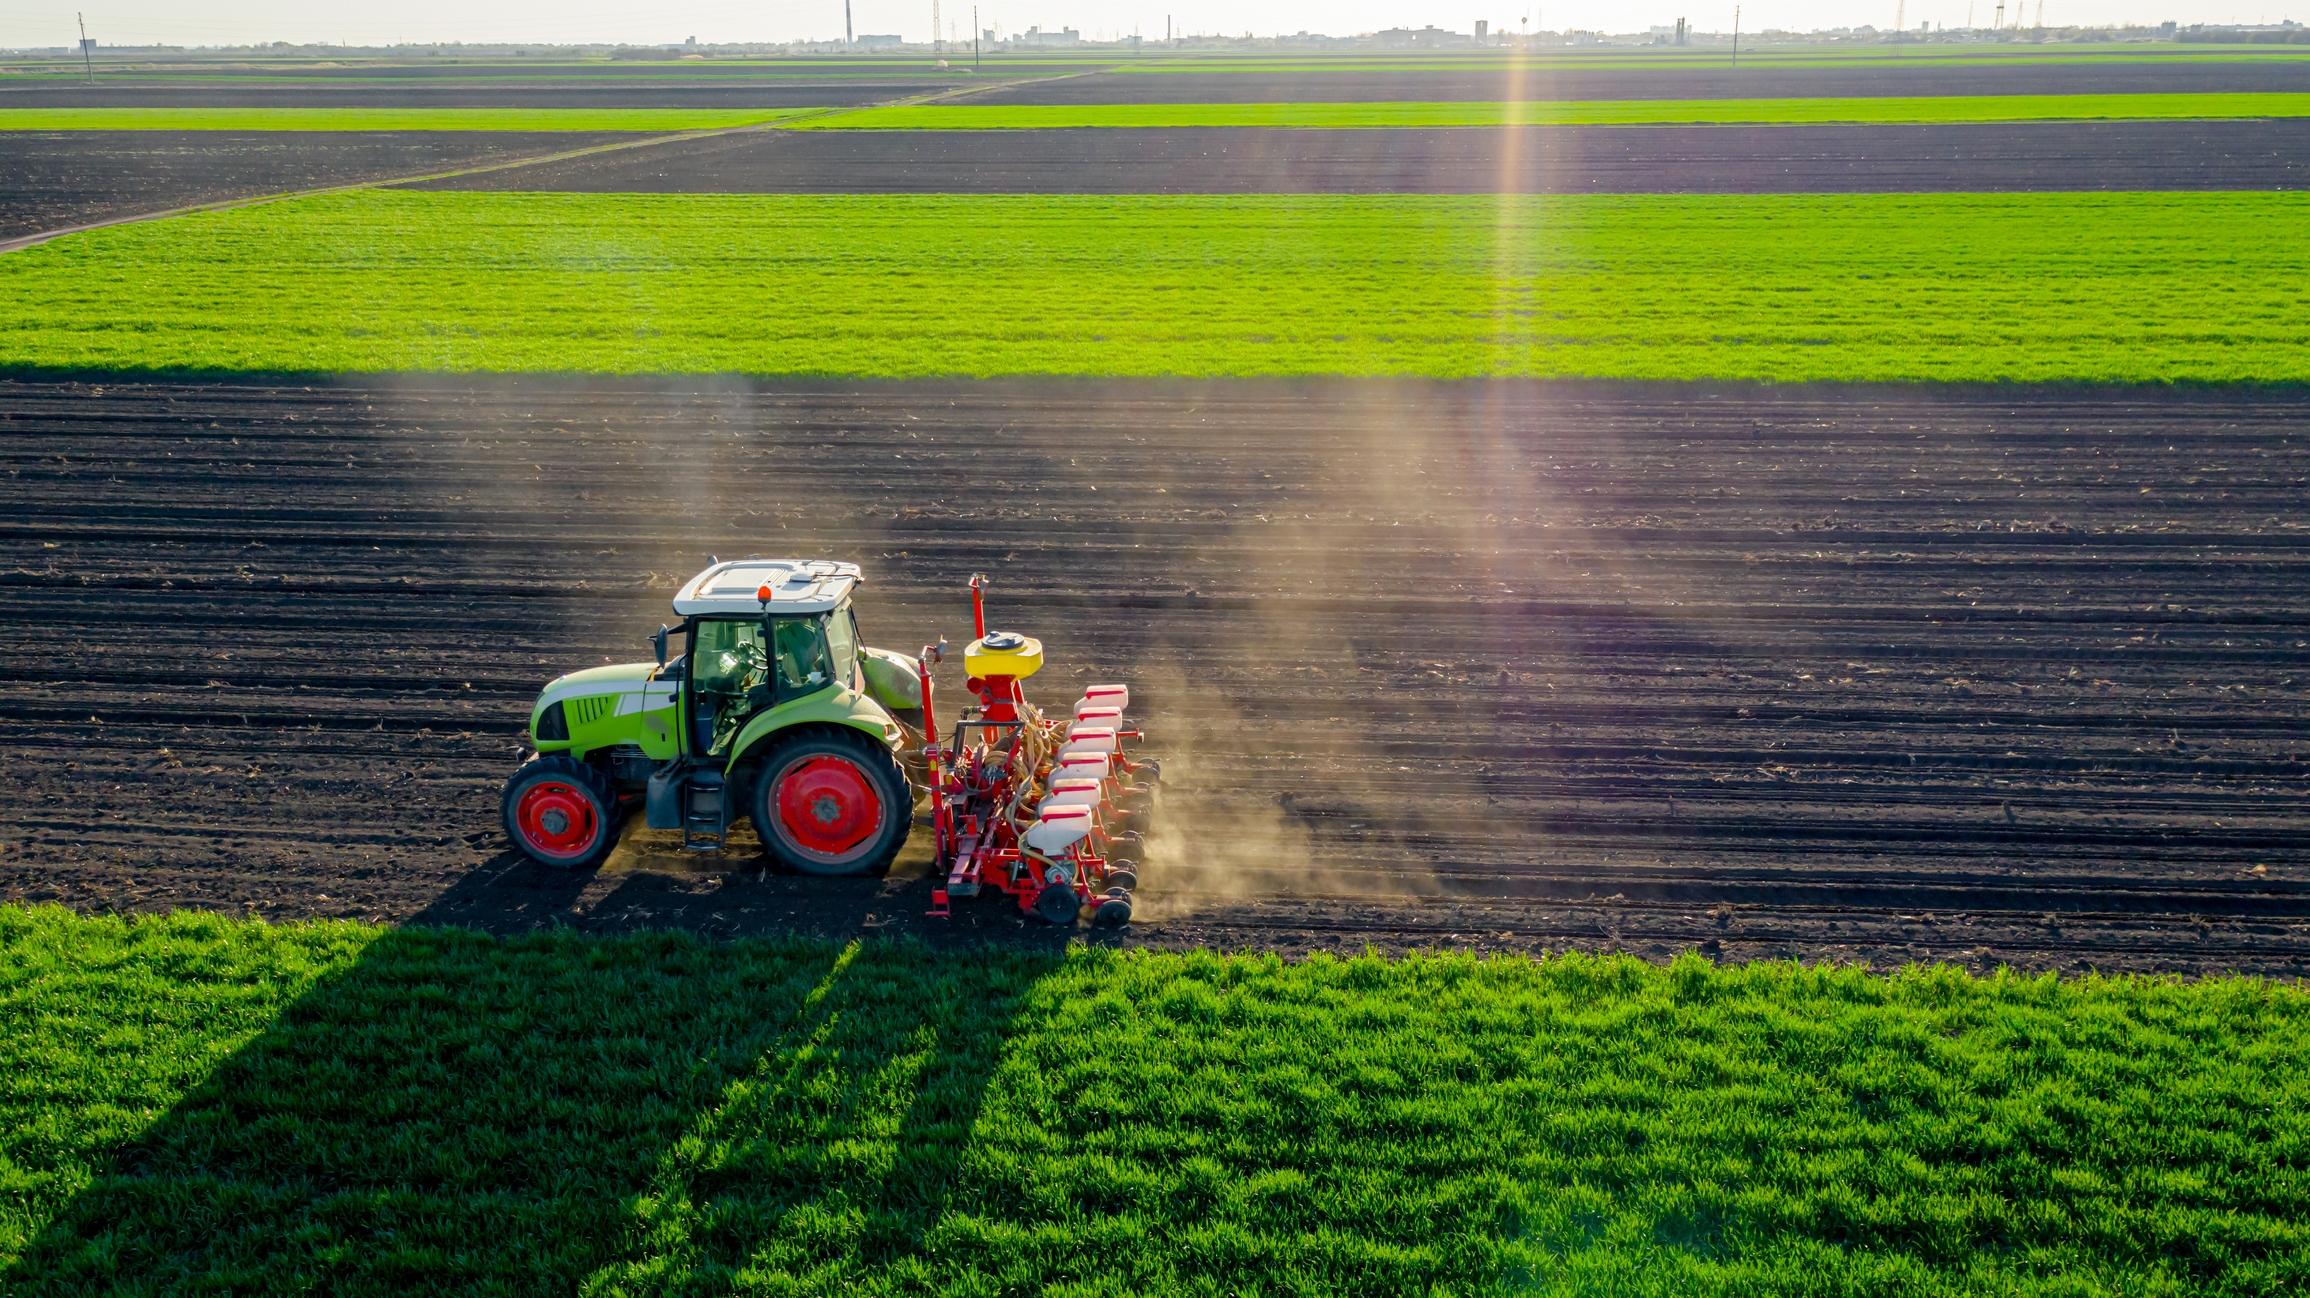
[1,377,2305,974]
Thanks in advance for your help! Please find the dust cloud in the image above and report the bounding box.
[1113,383,1564,916]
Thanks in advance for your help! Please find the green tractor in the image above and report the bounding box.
[501,558,929,874]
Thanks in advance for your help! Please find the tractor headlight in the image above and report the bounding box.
[534,701,569,742]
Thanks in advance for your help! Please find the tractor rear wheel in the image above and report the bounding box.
[503,754,618,869]
[752,726,912,876]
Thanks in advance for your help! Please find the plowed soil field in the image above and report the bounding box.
[3,379,2305,974]
[0,81,952,110]
[0,130,629,240]
[410,119,2310,194]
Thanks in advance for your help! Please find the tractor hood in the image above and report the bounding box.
[537,661,657,709]
[527,660,681,760]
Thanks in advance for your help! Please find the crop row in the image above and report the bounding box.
[2,190,2305,381]
[1109,47,2310,73]
[809,92,2310,130]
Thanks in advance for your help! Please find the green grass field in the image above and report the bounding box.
[805,92,2310,130]
[0,107,817,132]
[2,190,2304,382]
[1114,46,2310,72]
[3,906,2304,1295]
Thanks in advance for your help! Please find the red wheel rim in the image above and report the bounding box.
[774,755,884,862]
[515,780,600,861]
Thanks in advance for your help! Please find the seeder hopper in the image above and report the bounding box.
[918,575,1158,928]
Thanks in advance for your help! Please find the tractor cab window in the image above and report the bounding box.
[770,616,833,694]
[692,619,766,699]
[691,619,769,755]
[825,608,860,691]
[689,615,839,756]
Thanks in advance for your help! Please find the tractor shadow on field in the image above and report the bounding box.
[413,815,1075,948]
[3,920,1071,1293]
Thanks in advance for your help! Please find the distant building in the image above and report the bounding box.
[1012,25,1082,46]
[1475,20,1488,42]
[1370,26,1473,48]
[854,33,904,49]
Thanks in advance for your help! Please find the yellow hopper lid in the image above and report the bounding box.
[965,630,1043,679]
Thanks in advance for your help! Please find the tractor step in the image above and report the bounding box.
[680,770,727,852]
[648,763,732,850]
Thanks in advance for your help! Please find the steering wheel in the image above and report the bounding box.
[700,643,768,704]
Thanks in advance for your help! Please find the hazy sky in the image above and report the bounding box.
[2,3,2285,50]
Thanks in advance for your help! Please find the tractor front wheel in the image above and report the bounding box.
[502,754,618,869]
[752,726,912,876]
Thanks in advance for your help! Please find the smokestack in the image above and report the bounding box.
[845,0,854,45]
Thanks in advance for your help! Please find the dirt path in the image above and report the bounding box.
[2,378,2305,974]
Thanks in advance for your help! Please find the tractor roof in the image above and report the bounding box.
[673,559,861,618]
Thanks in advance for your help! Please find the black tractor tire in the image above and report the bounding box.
[751,725,913,876]
[502,754,620,870]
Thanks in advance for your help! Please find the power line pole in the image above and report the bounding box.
[77,12,94,85]
[1730,5,1740,65]
[973,5,980,67]
[932,0,942,57]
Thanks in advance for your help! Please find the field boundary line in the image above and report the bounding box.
[880,64,1114,108]
[0,69,1083,256]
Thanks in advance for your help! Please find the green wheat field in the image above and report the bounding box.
[4,190,2304,381]
[3,907,2304,1295]
[804,93,2310,130]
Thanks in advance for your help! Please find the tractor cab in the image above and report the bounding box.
[668,560,867,759]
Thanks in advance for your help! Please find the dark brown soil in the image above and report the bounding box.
[407,120,2310,194]
[0,130,628,240]
[3,379,2305,975]
[16,62,1001,80]
[981,60,2310,103]
[0,79,959,110]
